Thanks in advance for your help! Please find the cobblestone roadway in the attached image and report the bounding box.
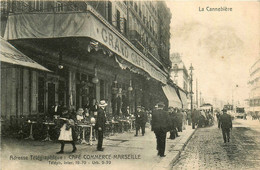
[172,119,260,170]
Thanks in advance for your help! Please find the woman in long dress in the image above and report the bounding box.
[56,108,77,154]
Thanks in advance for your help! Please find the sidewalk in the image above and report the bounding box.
[1,124,196,170]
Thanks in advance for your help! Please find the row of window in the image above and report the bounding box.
[130,1,157,37]
[1,1,168,67]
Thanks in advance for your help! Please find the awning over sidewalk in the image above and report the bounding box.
[4,8,167,84]
[162,85,182,108]
[179,90,188,109]
[248,107,260,112]
[0,38,50,72]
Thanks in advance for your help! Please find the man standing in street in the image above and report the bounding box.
[95,100,107,151]
[219,109,232,143]
[151,102,170,157]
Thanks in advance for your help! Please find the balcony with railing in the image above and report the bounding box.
[1,0,169,74]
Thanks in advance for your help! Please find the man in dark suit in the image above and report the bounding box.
[219,109,232,143]
[95,100,107,151]
[151,102,170,157]
[134,106,145,136]
[50,101,62,118]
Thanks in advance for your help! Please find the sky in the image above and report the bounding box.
[165,0,260,104]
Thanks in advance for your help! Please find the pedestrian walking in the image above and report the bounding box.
[95,100,107,151]
[141,106,147,134]
[176,108,183,132]
[56,107,77,154]
[216,111,221,128]
[168,107,179,139]
[182,110,187,130]
[192,108,200,129]
[151,102,170,157]
[187,110,192,126]
[134,106,145,136]
[219,109,232,143]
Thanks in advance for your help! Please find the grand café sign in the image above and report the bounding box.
[92,15,166,84]
[4,11,167,84]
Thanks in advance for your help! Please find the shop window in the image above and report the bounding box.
[58,80,66,107]
[38,77,45,113]
[47,82,56,111]
[108,1,112,24]
[117,10,121,31]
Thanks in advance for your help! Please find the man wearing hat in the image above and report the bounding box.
[151,102,170,157]
[95,100,107,151]
[134,106,146,136]
[219,109,232,143]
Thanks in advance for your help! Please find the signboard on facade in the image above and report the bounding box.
[4,12,167,84]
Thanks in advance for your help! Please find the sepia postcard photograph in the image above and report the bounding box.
[0,0,259,170]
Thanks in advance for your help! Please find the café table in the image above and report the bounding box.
[25,120,37,140]
[42,121,55,141]
[77,124,93,145]
[111,121,119,135]
[119,120,128,132]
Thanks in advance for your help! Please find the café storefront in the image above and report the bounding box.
[3,6,168,120]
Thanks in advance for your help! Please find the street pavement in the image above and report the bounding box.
[172,117,260,170]
[1,124,195,170]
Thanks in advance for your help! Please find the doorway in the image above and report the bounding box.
[48,83,56,111]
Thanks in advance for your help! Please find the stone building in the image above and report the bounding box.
[0,1,178,128]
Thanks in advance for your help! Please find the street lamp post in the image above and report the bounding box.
[189,64,194,129]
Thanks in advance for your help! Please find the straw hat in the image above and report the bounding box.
[99,100,108,107]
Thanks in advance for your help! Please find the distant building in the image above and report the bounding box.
[248,57,260,114]
[170,53,190,109]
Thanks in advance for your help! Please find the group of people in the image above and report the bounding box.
[51,98,230,156]
[54,100,108,153]
[190,108,214,128]
[151,103,193,157]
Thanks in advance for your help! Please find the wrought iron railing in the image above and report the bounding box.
[0,0,168,72]
[0,1,88,14]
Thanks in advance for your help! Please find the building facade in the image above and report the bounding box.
[248,57,260,114]
[170,53,190,109]
[1,1,173,127]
